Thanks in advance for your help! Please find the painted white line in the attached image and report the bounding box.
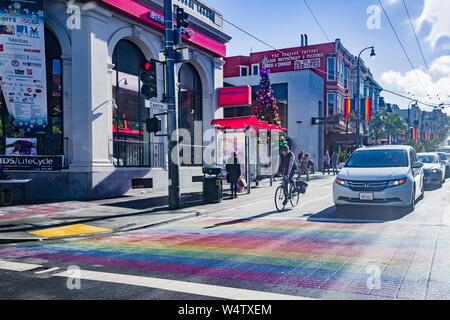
[34,267,60,274]
[307,217,385,224]
[0,260,42,272]
[54,269,313,300]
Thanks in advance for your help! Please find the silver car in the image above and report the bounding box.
[418,153,446,188]
[436,152,450,179]
[333,145,424,212]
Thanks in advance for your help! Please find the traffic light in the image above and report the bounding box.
[140,60,157,99]
[146,117,162,134]
[176,7,189,29]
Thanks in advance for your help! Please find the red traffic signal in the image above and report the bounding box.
[142,60,152,72]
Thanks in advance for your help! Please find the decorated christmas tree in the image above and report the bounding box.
[252,66,282,127]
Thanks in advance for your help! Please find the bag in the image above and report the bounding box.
[237,177,247,193]
[295,180,308,194]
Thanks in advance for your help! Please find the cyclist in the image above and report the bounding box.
[279,145,298,205]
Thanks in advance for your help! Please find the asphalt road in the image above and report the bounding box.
[1,177,450,300]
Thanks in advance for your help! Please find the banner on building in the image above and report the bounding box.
[344,98,355,121]
[0,0,48,133]
[0,155,63,171]
[360,98,372,122]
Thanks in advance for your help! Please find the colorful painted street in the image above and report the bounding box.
[1,178,449,300]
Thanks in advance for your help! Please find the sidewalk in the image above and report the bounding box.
[0,174,335,243]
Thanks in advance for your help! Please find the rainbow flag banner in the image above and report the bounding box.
[344,99,355,120]
[360,98,373,122]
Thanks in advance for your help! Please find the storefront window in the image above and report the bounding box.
[112,39,153,167]
[0,27,64,157]
[178,63,203,166]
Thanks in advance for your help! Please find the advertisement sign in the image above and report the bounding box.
[249,43,335,74]
[5,137,37,155]
[0,0,48,133]
[0,155,63,171]
[218,86,252,107]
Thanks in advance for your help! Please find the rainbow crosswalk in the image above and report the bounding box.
[1,217,450,299]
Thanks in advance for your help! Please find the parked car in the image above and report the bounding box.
[436,152,450,179]
[417,153,446,188]
[333,145,424,212]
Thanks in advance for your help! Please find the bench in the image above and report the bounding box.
[0,179,32,204]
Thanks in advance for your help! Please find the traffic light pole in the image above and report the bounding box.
[164,0,181,209]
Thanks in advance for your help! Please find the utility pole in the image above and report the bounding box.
[355,46,375,148]
[164,0,181,209]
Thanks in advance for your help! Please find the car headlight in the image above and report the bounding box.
[335,178,348,187]
[386,178,407,188]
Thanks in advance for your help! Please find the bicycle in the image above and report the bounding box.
[274,177,301,212]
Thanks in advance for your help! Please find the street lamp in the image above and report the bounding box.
[355,46,375,148]
[408,100,417,139]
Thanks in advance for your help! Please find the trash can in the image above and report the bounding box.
[202,165,223,204]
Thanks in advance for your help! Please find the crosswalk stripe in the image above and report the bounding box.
[0,260,42,272]
[54,269,313,300]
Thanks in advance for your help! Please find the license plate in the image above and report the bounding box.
[360,193,374,201]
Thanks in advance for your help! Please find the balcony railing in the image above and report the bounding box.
[113,139,165,168]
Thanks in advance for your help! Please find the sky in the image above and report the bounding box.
[206,0,450,113]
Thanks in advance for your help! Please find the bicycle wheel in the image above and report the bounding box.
[274,186,287,212]
[290,184,300,207]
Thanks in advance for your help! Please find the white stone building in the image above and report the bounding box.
[0,0,231,201]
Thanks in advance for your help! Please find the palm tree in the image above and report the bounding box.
[385,114,407,144]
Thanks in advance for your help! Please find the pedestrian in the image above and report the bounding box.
[299,153,310,181]
[308,158,315,174]
[331,151,339,175]
[323,151,331,175]
[226,152,241,199]
[298,150,304,168]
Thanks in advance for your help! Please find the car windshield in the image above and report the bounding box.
[345,149,409,168]
[437,153,448,161]
[418,155,438,164]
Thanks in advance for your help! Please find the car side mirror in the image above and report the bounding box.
[412,162,424,169]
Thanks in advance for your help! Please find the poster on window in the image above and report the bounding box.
[5,137,37,155]
[0,0,48,134]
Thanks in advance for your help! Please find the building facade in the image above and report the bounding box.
[224,38,383,166]
[0,0,231,201]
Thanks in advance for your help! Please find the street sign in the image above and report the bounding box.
[145,100,168,110]
[311,117,325,125]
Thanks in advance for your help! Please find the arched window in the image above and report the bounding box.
[112,39,154,167]
[178,63,203,166]
[0,27,64,158]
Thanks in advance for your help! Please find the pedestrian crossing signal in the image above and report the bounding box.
[146,117,162,134]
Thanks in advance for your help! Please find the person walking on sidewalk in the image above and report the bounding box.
[226,153,241,199]
[299,153,310,181]
[331,151,339,175]
[323,151,331,175]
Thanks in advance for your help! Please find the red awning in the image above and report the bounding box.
[211,116,286,131]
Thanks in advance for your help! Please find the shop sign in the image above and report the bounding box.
[98,0,226,57]
[0,155,64,171]
[218,86,252,107]
[250,43,334,74]
[0,0,48,133]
